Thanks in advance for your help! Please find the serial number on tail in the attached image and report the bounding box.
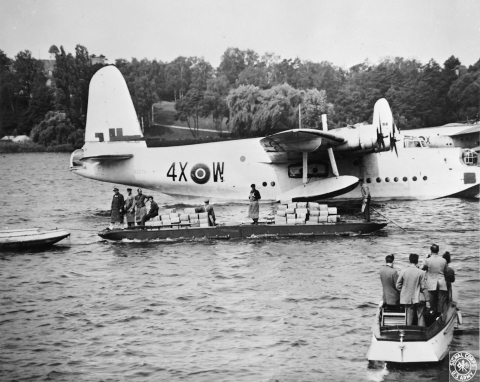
[166,162,225,184]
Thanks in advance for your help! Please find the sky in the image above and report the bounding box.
[0,0,479,69]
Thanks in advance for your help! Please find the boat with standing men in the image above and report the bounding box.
[98,201,387,241]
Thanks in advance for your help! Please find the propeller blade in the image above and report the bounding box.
[390,133,399,157]
[377,128,386,150]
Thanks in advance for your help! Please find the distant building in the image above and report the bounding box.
[454,65,468,77]
[90,54,107,65]
[40,45,59,87]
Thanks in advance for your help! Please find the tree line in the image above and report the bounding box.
[1,45,479,147]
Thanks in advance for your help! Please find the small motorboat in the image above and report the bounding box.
[0,228,71,250]
[366,299,461,363]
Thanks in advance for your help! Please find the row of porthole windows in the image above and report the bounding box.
[261,177,429,186]
[363,176,428,183]
[261,181,275,187]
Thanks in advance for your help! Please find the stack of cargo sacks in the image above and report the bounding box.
[146,216,162,227]
[160,213,172,226]
[306,203,339,223]
[275,205,287,225]
[179,213,190,226]
[198,212,210,227]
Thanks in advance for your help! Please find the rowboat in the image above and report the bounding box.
[98,220,387,241]
[366,299,461,363]
[0,228,71,250]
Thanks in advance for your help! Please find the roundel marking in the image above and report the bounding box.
[191,163,211,184]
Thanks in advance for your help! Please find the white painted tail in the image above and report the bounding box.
[85,66,143,142]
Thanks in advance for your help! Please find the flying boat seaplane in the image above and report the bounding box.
[70,66,480,201]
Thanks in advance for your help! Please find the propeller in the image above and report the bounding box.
[376,116,389,150]
[390,132,399,156]
[389,121,400,157]
[376,128,387,150]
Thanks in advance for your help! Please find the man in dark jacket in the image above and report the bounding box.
[110,187,125,228]
[443,252,455,303]
[379,254,400,307]
[141,196,159,225]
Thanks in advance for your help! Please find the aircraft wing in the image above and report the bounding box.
[448,125,480,136]
[80,154,134,163]
[260,129,345,153]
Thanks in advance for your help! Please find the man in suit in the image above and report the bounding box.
[141,196,159,225]
[422,244,448,315]
[396,254,430,326]
[379,254,400,307]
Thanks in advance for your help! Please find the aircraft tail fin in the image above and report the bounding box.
[85,66,143,142]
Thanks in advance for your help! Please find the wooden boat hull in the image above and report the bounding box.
[98,221,387,241]
[366,302,458,363]
[0,229,71,250]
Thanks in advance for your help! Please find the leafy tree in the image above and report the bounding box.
[218,47,260,85]
[190,57,213,91]
[174,88,205,137]
[203,91,228,130]
[448,63,480,121]
[165,56,192,100]
[237,66,270,89]
[206,75,230,96]
[53,45,106,131]
[226,84,262,136]
[301,88,332,129]
[227,83,331,137]
[30,110,77,147]
[0,50,17,136]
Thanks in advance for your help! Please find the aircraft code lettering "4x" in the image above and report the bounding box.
[167,162,224,184]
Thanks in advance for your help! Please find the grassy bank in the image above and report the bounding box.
[0,141,74,153]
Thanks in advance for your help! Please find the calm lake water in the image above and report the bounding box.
[0,153,478,382]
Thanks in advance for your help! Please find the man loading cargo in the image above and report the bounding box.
[360,180,371,222]
[141,196,159,225]
[197,199,216,226]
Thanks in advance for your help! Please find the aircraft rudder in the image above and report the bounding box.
[85,65,143,143]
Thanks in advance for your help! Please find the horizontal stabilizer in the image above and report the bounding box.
[80,154,133,163]
[261,129,345,153]
[276,176,359,202]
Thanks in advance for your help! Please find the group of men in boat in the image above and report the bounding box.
[110,187,216,228]
[111,183,262,228]
[380,244,455,326]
